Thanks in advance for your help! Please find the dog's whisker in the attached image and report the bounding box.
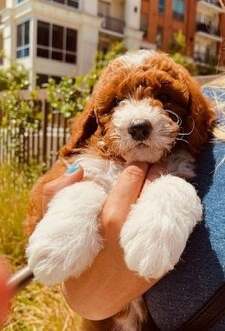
[178,119,195,137]
[165,109,182,126]
[176,137,190,145]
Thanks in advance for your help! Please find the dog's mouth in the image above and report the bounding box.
[136,142,148,147]
[124,142,150,155]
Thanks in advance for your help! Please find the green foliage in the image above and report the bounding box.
[0,164,41,266]
[0,63,29,91]
[171,52,198,75]
[0,164,81,331]
[169,31,197,75]
[46,42,126,118]
[0,43,125,165]
[0,64,40,154]
[0,42,125,125]
[197,64,218,75]
[169,30,186,55]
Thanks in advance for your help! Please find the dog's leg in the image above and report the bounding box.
[26,181,106,285]
[120,175,202,279]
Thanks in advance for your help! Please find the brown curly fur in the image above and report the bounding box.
[25,52,215,331]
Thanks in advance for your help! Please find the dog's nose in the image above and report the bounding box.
[128,120,152,141]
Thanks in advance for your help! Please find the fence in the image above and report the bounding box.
[0,90,71,168]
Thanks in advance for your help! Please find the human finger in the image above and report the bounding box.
[42,164,84,213]
[101,162,149,240]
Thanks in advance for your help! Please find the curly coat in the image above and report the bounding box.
[25,52,215,331]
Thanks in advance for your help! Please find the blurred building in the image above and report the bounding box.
[0,0,224,88]
[141,0,225,71]
[0,0,148,87]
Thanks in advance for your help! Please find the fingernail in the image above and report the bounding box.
[65,164,80,174]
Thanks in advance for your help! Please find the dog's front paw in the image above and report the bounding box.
[120,175,202,279]
[26,182,106,286]
[27,223,103,286]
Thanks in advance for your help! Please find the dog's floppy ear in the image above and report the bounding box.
[182,73,215,154]
[60,99,98,157]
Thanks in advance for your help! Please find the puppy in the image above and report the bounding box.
[25,50,215,331]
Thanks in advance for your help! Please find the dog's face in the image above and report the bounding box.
[99,96,179,163]
[61,51,215,162]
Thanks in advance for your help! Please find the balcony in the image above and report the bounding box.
[199,0,221,6]
[197,0,225,13]
[194,51,217,66]
[197,22,220,35]
[196,22,222,41]
[99,15,124,35]
[47,0,79,10]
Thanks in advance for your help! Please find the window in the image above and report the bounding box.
[156,26,164,48]
[98,1,110,16]
[16,21,30,58]
[36,74,61,87]
[37,21,49,58]
[141,14,148,38]
[173,0,185,20]
[37,21,77,64]
[67,0,79,8]
[158,0,165,14]
[16,0,25,4]
[49,0,79,9]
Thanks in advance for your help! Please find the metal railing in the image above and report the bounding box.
[0,91,70,167]
[196,22,220,36]
[194,51,218,65]
[99,15,125,34]
[198,0,221,7]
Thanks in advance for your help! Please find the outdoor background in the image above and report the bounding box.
[0,0,225,330]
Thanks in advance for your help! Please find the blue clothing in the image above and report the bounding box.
[144,141,225,330]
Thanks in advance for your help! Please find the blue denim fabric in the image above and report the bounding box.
[144,142,225,330]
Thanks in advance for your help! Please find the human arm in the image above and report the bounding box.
[39,162,166,320]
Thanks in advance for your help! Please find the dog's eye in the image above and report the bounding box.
[157,93,170,103]
[112,97,122,107]
[119,100,127,106]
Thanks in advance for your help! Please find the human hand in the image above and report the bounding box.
[62,162,167,320]
[40,161,167,320]
[42,164,84,214]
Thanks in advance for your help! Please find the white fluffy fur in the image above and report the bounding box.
[119,49,155,68]
[120,174,202,279]
[27,181,106,285]
[27,150,201,286]
[27,156,122,285]
[112,98,178,163]
[26,49,204,331]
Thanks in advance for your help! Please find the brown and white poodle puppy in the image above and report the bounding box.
[25,50,215,331]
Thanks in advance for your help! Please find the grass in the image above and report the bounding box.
[0,164,81,331]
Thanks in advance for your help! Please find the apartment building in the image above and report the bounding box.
[0,0,148,88]
[195,0,225,68]
[141,0,225,70]
[0,0,224,87]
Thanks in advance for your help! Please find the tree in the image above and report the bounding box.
[46,42,126,118]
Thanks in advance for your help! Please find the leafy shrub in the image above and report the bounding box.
[169,31,198,75]
[46,42,126,118]
[0,164,81,331]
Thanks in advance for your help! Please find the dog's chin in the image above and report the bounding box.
[122,145,165,164]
